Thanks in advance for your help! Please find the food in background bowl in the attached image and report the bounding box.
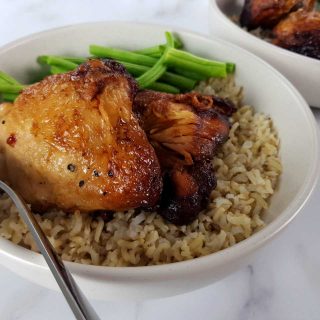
[273,10,320,59]
[209,0,320,108]
[0,32,282,266]
[239,0,320,60]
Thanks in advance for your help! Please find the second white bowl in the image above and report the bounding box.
[209,0,320,108]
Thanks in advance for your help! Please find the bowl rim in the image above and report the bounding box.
[0,21,319,278]
[209,0,320,65]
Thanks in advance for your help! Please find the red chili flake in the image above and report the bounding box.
[6,134,17,147]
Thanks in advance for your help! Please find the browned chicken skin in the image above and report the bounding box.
[134,90,235,224]
[134,91,234,168]
[158,161,217,225]
[0,59,234,225]
[0,59,162,213]
[240,0,315,29]
[273,9,320,59]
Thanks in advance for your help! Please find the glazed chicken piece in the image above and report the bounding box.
[0,59,162,213]
[159,160,217,225]
[134,90,235,224]
[240,0,315,30]
[134,91,234,169]
[273,10,320,59]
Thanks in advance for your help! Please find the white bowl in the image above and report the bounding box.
[0,22,319,301]
[209,0,320,108]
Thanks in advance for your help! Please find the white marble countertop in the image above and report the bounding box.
[0,1,319,319]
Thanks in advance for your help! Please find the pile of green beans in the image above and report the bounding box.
[0,31,235,101]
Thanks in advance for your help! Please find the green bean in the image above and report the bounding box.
[147,82,180,93]
[164,48,227,78]
[137,32,175,88]
[89,46,157,67]
[0,83,25,93]
[119,61,196,91]
[0,71,20,85]
[133,36,183,56]
[2,93,18,102]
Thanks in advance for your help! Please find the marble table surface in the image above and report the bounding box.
[0,1,319,319]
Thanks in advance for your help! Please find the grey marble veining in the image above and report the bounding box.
[0,1,319,319]
[0,0,209,47]
[238,265,274,320]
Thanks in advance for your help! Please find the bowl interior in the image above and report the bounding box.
[213,0,320,66]
[210,0,320,108]
[0,22,318,274]
[215,0,243,16]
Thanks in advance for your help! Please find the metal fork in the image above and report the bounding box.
[0,180,100,320]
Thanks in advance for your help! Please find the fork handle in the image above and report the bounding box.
[0,181,100,320]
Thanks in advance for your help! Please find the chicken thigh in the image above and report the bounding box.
[240,0,315,29]
[0,59,162,212]
[273,9,320,59]
[134,90,235,224]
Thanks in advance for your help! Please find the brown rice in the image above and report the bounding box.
[0,76,282,266]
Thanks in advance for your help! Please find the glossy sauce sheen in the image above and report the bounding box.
[0,60,162,212]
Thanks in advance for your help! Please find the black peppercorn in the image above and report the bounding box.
[108,170,114,177]
[93,169,100,177]
[67,164,76,172]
